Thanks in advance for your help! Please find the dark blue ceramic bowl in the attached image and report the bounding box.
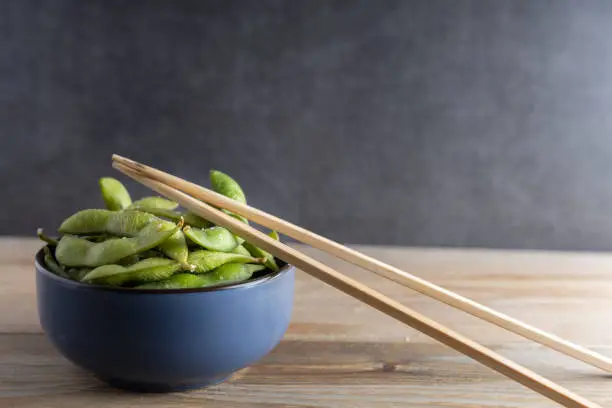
[35,248,295,392]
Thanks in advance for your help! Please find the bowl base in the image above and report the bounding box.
[99,374,231,393]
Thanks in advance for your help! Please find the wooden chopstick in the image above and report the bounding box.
[112,154,612,375]
[113,160,601,408]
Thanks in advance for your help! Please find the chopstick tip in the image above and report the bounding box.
[111,154,147,172]
[111,153,128,162]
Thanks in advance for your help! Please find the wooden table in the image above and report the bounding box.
[2,238,611,407]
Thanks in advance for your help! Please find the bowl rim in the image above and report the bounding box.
[35,246,294,294]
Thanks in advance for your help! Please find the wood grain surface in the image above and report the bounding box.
[1,238,611,407]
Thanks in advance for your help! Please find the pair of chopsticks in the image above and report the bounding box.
[112,154,606,408]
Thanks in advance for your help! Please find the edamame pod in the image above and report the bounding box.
[82,258,182,286]
[232,244,252,257]
[136,273,204,290]
[210,170,249,226]
[43,247,70,279]
[160,229,192,269]
[59,209,154,236]
[268,230,280,241]
[99,177,132,211]
[59,209,115,234]
[67,267,91,281]
[204,262,266,285]
[183,225,238,252]
[128,196,179,211]
[129,197,211,229]
[117,253,140,266]
[243,242,279,272]
[187,250,261,273]
[210,170,246,204]
[59,209,190,266]
[55,220,180,267]
[136,263,266,289]
[132,207,212,229]
[37,228,58,246]
[183,212,213,229]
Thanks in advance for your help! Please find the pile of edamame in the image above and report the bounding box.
[37,170,280,290]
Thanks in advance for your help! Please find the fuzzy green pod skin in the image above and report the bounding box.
[116,253,140,266]
[135,273,204,290]
[55,220,180,267]
[37,228,58,246]
[128,196,179,211]
[99,177,132,211]
[81,258,182,286]
[136,263,266,290]
[129,196,211,229]
[58,209,190,266]
[183,212,213,229]
[187,250,261,273]
[210,170,249,226]
[59,209,115,235]
[203,263,266,286]
[183,225,238,252]
[133,207,212,229]
[123,205,195,266]
[210,170,246,204]
[67,268,91,281]
[268,230,280,241]
[158,229,191,268]
[232,244,252,257]
[243,242,279,272]
[43,247,70,279]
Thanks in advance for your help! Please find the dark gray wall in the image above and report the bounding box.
[4,0,612,251]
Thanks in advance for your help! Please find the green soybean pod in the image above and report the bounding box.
[59,209,114,235]
[60,209,170,237]
[106,210,159,235]
[183,225,238,252]
[133,207,212,229]
[243,242,279,272]
[210,170,249,226]
[81,258,182,286]
[183,211,213,229]
[129,199,211,229]
[158,228,191,269]
[136,273,204,290]
[210,170,246,204]
[37,228,58,246]
[59,208,151,236]
[232,244,252,257]
[67,267,91,281]
[43,247,70,279]
[55,220,180,267]
[187,250,261,273]
[206,262,266,284]
[59,209,190,267]
[106,211,190,266]
[99,177,132,211]
[136,263,266,290]
[174,263,265,289]
[117,253,140,266]
[128,196,179,211]
[240,230,280,271]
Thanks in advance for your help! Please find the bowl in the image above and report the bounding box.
[34,247,295,392]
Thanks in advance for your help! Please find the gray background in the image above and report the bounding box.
[3,0,612,251]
